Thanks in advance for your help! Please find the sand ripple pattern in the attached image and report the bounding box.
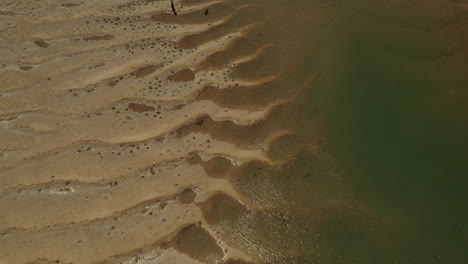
[0,0,276,263]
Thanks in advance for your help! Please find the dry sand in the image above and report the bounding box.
[0,0,276,263]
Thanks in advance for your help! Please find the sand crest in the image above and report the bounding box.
[0,0,276,263]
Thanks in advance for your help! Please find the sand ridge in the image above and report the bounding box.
[0,0,282,263]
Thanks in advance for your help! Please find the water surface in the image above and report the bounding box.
[214,0,468,263]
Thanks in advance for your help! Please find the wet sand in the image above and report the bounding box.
[1,0,468,263]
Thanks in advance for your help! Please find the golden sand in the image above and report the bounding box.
[0,0,276,263]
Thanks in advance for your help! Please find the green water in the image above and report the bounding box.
[200,0,468,262]
[298,1,468,263]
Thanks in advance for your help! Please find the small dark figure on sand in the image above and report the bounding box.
[171,0,177,16]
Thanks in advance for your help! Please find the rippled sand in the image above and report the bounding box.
[2,0,468,263]
[0,0,271,263]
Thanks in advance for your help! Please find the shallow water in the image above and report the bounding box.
[210,0,468,263]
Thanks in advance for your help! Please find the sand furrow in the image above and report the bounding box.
[96,222,253,264]
[2,3,228,43]
[99,248,206,264]
[0,101,271,168]
[0,132,268,192]
[0,201,203,264]
[0,1,237,68]
[0,30,247,115]
[0,112,77,135]
[0,161,242,231]
[4,0,219,23]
